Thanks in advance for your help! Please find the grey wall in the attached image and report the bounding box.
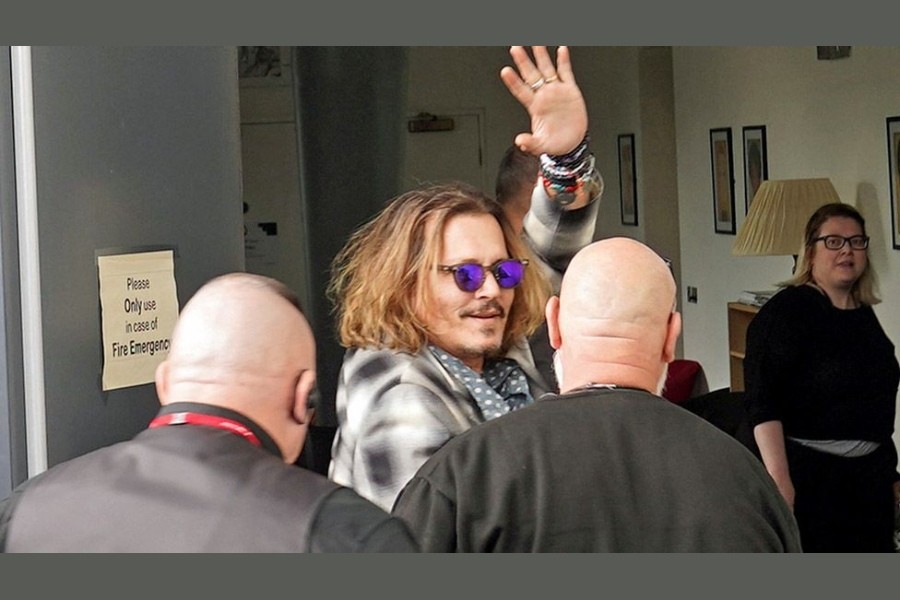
[26,47,244,469]
[295,47,409,426]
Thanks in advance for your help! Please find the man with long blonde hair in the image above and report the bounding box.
[327,46,604,510]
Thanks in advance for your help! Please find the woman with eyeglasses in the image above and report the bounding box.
[744,202,900,552]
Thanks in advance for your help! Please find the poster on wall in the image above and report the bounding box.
[888,117,900,250]
[97,249,179,391]
[617,133,638,226]
[742,125,768,213]
[710,127,736,234]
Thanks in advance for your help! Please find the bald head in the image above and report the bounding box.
[155,273,317,462]
[547,238,680,394]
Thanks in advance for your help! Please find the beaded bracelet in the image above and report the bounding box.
[546,134,591,166]
[541,155,595,191]
[540,134,593,189]
[539,134,598,205]
[541,154,595,184]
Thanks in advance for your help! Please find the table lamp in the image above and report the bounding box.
[732,178,842,266]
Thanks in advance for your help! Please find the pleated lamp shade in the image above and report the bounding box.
[732,178,842,256]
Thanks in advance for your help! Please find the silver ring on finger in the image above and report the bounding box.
[529,77,546,91]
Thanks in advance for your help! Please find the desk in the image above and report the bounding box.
[727,302,760,392]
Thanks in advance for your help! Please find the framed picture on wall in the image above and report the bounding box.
[710,127,736,234]
[888,117,900,249]
[742,125,768,213]
[618,133,638,226]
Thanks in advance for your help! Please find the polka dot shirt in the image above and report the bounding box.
[428,344,533,421]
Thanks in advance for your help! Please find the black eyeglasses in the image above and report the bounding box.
[813,235,869,251]
[438,258,529,292]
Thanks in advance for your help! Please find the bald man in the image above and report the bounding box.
[0,273,418,552]
[392,238,802,552]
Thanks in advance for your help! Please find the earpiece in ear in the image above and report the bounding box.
[292,369,318,426]
[306,386,319,411]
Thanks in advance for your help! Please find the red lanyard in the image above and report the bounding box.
[149,412,262,447]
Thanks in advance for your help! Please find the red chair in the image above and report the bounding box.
[662,359,708,404]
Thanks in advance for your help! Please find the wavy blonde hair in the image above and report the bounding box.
[328,182,550,354]
[781,202,881,306]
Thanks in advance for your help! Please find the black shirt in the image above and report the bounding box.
[744,285,899,442]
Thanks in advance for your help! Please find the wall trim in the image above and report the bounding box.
[11,46,47,476]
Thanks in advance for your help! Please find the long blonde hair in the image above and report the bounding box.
[328,182,550,354]
[782,202,880,305]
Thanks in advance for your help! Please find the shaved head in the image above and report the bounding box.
[156,273,317,462]
[548,238,680,394]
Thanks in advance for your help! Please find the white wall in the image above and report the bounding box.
[673,46,900,442]
[238,48,312,313]
[579,47,646,242]
[405,46,537,193]
[405,47,648,241]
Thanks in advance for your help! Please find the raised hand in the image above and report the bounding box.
[500,46,588,157]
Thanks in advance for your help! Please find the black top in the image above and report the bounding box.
[744,285,900,442]
[0,402,419,552]
[393,388,801,552]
